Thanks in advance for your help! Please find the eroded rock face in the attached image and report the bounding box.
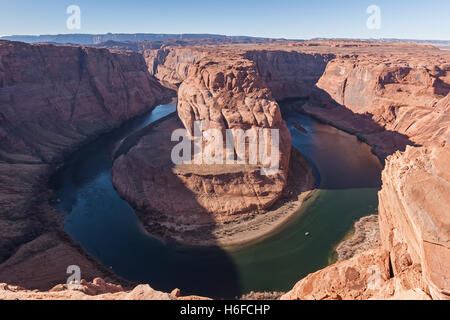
[0,40,172,289]
[144,47,206,89]
[312,55,449,155]
[379,145,450,300]
[0,41,172,162]
[244,50,334,100]
[281,249,391,300]
[308,50,449,300]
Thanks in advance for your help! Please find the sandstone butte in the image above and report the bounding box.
[0,39,448,300]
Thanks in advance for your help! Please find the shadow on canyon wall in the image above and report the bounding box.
[246,50,417,164]
[279,99,383,190]
[245,50,335,100]
[307,88,417,160]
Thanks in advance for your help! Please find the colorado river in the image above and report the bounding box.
[51,100,382,299]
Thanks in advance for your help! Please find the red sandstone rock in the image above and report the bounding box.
[113,52,292,226]
[281,249,392,300]
[379,145,450,300]
[144,47,206,89]
[170,288,181,297]
[281,249,431,300]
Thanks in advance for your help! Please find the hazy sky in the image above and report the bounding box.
[0,0,449,40]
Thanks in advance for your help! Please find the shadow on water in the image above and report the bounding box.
[50,99,386,298]
[282,107,383,189]
[50,101,241,299]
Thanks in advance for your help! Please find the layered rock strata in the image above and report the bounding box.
[144,47,206,89]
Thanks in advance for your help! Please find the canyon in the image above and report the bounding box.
[0,39,448,300]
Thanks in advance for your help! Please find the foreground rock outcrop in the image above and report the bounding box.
[281,248,431,300]
[0,278,209,300]
[0,40,173,290]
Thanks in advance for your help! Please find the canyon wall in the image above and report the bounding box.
[378,145,450,299]
[0,40,172,163]
[244,50,334,99]
[304,50,449,300]
[0,40,173,290]
[143,47,206,89]
[313,54,449,147]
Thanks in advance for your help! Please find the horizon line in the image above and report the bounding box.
[1,33,449,42]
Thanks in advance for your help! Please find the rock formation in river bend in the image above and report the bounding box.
[112,51,294,232]
[0,40,173,290]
